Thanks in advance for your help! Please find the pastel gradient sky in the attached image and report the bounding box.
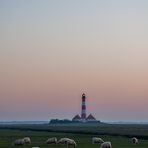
[0,0,148,122]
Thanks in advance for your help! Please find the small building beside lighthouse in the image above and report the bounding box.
[72,114,81,122]
[72,93,97,122]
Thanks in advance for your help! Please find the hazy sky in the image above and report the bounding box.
[0,0,148,122]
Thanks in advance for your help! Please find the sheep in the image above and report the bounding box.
[66,139,77,148]
[23,137,31,144]
[58,138,77,148]
[92,137,104,144]
[46,137,57,144]
[57,138,71,144]
[131,137,138,144]
[100,141,112,148]
[14,138,25,145]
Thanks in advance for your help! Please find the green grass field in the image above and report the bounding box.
[0,128,148,148]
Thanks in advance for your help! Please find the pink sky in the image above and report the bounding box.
[0,0,148,121]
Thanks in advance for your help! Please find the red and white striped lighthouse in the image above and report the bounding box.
[72,93,97,122]
[81,93,86,120]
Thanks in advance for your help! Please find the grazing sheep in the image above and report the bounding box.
[66,139,77,148]
[46,137,57,144]
[100,141,112,148]
[23,137,31,144]
[57,138,71,144]
[58,138,77,148]
[131,137,138,144]
[92,137,104,144]
[14,138,25,145]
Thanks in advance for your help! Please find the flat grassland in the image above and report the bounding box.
[0,123,148,148]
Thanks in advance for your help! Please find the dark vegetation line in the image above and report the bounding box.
[1,124,148,140]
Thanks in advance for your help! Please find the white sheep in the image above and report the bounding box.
[100,141,112,148]
[23,137,31,144]
[131,137,138,144]
[66,139,77,148]
[92,137,104,144]
[14,138,25,145]
[46,137,57,144]
[57,138,71,144]
[58,138,77,148]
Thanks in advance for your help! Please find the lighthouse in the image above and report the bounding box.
[81,93,86,121]
[72,93,97,122]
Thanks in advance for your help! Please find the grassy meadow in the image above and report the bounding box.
[0,124,148,148]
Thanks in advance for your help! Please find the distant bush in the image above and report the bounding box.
[49,119,100,124]
[49,119,81,124]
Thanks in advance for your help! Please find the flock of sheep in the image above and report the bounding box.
[92,137,138,148]
[14,136,139,148]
